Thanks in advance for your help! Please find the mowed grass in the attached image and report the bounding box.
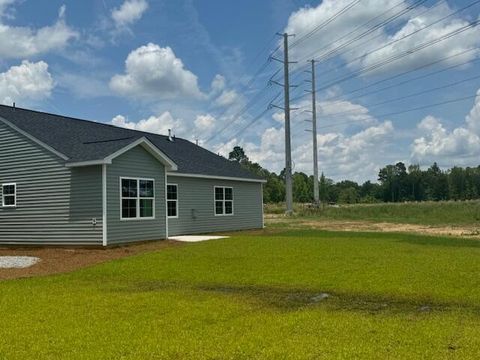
[266,200,480,226]
[2,229,480,359]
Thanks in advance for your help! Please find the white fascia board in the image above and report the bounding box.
[0,116,69,161]
[65,160,108,167]
[167,172,267,183]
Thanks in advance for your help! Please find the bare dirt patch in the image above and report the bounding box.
[266,215,480,238]
[0,240,181,281]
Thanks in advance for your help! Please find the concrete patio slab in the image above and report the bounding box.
[169,235,229,242]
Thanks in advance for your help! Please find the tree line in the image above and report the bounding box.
[228,146,480,204]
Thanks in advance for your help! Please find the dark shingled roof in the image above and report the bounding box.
[0,105,264,181]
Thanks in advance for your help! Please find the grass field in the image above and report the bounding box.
[265,200,480,226]
[1,228,480,359]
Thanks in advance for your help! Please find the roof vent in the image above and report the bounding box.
[12,102,15,110]
[168,129,174,142]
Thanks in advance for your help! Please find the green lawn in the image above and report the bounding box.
[1,229,480,359]
[266,200,480,226]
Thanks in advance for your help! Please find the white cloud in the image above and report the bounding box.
[0,4,77,59]
[285,1,480,77]
[212,96,393,182]
[194,114,216,131]
[411,92,480,166]
[111,0,148,28]
[111,111,184,136]
[110,43,204,100]
[355,3,480,75]
[214,89,238,107]
[0,60,54,105]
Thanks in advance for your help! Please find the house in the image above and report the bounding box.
[0,105,265,246]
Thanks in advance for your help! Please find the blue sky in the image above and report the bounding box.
[1,0,480,182]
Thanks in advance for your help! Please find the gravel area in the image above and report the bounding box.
[0,240,181,281]
[0,256,40,269]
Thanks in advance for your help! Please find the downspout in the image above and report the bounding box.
[165,170,169,239]
[102,164,107,246]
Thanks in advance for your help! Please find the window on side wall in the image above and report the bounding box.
[1,183,16,207]
[167,184,178,218]
[120,178,154,220]
[214,186,233,216]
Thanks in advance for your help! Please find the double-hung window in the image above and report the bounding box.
[214,186,233,216]
[120,178,155,220]
[167,184,178,218]
[1,183,16,207]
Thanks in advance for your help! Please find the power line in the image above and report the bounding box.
[318,0,480,74]
[316,93,478,131]
[290,0,362,49]
[216,106,275,152]
[291,20,480,101]
[326,47,479,102]
[320,73,480,118]
[329,50,480,103]
[292,0,430,73]
[205,81,278,144]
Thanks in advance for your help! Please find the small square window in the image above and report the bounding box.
[120,178,155,220]
[214,186,233,216]
[2,183,16,207]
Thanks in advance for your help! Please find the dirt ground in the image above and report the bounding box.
[265,214,480,238]
[0,240,181,281]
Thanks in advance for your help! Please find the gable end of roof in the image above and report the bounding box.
[0,116,69,161]
[66,137,178,171]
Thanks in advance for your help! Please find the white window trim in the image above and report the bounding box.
[119,177,155,221]
[167,183,179,219]
[1,183,16,208]
[214,186,234,217]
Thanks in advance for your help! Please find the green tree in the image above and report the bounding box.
[228,146,249,163]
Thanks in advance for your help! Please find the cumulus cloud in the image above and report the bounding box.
[411,91,480,166]
[110,43,204,100]
[214,89,239,107]
[111,111,184,135]
[111,0,148,28]
[285,1,480,77]
[0,4,77,59]
[0,60,54,105]
[194,114,216,131]
[355,3,480,75]
[212,94,394,182]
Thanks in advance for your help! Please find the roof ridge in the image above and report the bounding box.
[0,104,185,142]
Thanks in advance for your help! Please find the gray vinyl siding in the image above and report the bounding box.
[166,176,263,236]
[0,122,103,245]
[106,145,166,244]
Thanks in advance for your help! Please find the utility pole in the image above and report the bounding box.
[269,33,296,215]
[283,33,294,215]
[310,59,319,206]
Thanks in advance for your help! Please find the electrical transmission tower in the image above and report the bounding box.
[270,32,297,214]
[304,59,320,206]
